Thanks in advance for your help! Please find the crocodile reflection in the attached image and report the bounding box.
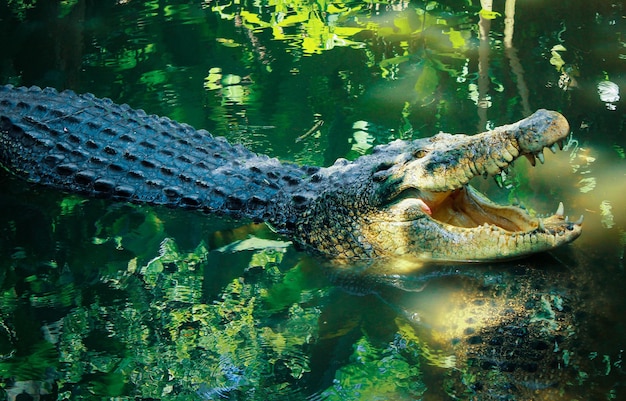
[323,255,603,400]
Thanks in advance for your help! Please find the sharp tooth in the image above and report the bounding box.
[538,219,545,231]
[555,202,564,217]
[525,154,536,166]
[549,144,558,154]
[575,215,584,225]
[536,151,545,164]
[558,140,564,150]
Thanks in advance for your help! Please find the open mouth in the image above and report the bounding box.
[414,185,583,236]
[384,141,583,239]
[380,180,583,262]
[390,107,585,243]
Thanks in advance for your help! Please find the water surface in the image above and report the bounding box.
[0,0,625,400]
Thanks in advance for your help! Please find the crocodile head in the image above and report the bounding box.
[296,109,582,261]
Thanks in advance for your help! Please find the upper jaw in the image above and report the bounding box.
[383,109,573,219]
[395,109,571,193]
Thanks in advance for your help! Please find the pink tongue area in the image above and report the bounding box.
[419,190,455,215]
[415,199,432,215]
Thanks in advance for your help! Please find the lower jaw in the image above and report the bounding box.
[421,224,581,262]
[428,185,537,232]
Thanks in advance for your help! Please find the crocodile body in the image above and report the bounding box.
[0,85,582,261]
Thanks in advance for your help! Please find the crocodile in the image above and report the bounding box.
[0,85,582,262]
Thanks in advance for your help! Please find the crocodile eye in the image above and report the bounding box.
[413,149,427,158]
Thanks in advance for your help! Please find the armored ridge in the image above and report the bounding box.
[0,85,582,261]
[0,85,319,230]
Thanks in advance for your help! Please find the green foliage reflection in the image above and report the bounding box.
[53,238,324,399]
[209,0,475,60]
[204,0,481,143]
[319,335,427,400]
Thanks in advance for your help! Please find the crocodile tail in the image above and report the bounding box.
[0,85,292,219]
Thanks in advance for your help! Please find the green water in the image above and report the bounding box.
[0,0,625,400]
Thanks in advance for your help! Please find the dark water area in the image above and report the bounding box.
[0,0,625,400]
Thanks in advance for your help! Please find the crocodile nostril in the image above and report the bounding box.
[374,161,394,172]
